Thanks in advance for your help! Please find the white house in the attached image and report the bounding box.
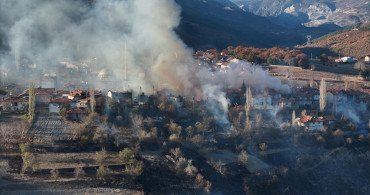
[1,97,28,113]
[365,56,370,62]
[335,57,358,63]
[297,116,336,131]
[49,98,76,113]
[107,90,132,103]
[297,116,323,131]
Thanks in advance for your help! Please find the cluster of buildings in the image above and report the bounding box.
[193,49,237,72]
[0,86,149,120]
[227,85,370,131]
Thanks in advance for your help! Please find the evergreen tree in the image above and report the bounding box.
[320,78,327,112]
[28,82,36,122]
[245,87,252,126]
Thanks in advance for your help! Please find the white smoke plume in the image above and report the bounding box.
[0,0,291,127]
[0,0,191,92]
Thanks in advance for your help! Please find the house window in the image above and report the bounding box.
[14,102,18,106]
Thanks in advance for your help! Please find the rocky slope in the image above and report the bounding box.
[231,0,370,28]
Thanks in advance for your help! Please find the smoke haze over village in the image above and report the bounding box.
[0,1,369,194]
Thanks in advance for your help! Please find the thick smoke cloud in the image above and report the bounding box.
[0,0,291,126]
[0,0,190,92]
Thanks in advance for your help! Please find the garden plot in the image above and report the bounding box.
[28,115,72,141]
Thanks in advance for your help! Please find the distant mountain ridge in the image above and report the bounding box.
[174,0,305,50]
[230,0,370,28]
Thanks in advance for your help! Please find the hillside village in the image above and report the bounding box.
[0,48,369,194]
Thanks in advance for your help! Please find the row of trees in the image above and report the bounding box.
[222,46,309,68]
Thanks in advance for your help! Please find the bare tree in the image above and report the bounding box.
[319,78,326,112]
[132,115,143,133]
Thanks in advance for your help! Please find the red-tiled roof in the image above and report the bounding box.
[297,116,313,123]
[50,98,74,103]
[55,90,70,95]
[67,107,88,114]
[2,97,27,103]
[36,91,52,97]
[37,88,55,93]
[18,88,55,97]
[298,116,336,123]
[78,97,90,102]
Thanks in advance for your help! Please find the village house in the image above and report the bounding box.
[76,98,90,108]
[0,97,28,113]
[365,56,370,62]
[67,107,88,120]
[107,90,132,103]
[49,98,76,114]
[296,93,319,109]
[297,116,336,131]
[279,97,296,109]
[135,92,149,105]
[68,90,88,101]
[18,88,55,99]
[344,89,363,102]
[36,91,53,105]
[54,90,70,99]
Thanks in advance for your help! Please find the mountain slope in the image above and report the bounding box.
[231,0,370,28]
[174,0,305,50]
[297,23,370,59]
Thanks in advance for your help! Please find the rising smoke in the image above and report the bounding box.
[0,0,291,126]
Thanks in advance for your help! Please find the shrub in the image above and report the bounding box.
[169,134,180,141]
[196,173,205,186]
[277,166,288,177]
[95,148,106,166]
[204,180,212,194]
[190,134,204,146]
[259,143,268,151]
[96,166,112,181]
[175,157,188,175]
[119,148,134,164]
[74,166,85,180]
[358,134,365,142]
[185,160,198,177]
[170,148,183,159]
[238,150,249,165]
[185,126,194,139]
[20,143,36,173]
[50,169,59,180]
[316,135,325,145]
